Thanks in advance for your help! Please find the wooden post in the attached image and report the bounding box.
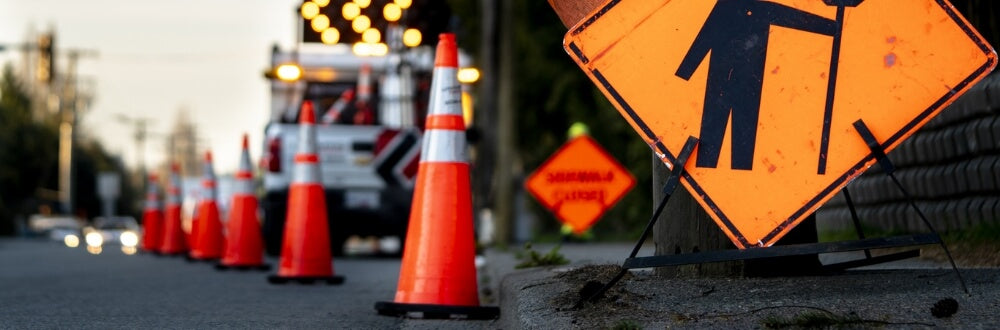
[547,0,606,28]
[494,0,515,245]
[548,0,820,278]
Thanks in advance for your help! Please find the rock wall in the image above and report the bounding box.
[818,72,1000,234]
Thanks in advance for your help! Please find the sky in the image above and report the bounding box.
[0,0,303,173]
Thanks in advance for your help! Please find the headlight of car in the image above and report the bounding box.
[85,231,104,248]
[119,231,139,248]
[64,234,80,248]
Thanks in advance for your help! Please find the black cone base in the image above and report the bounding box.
[215,263,272,271]
[267,275,344,285]
[185,255,219,263]
[375,301,500,320]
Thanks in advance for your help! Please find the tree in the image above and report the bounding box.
[952,0,999,49]
[450,0,653,242]
[0,66,137,235]
[0,66,60,235]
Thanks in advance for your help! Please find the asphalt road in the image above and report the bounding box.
[0,238,502,329]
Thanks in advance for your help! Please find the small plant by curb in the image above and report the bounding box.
[609,319,641,330]
[515,243,570,269]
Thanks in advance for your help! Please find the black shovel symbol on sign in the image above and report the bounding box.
[817,0,865,174]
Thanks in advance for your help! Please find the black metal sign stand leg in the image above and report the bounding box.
[842,187,872,258]
[851,119,968,293]
[820,186,924,271]
[576,121,971,307]
[574,136,700,308]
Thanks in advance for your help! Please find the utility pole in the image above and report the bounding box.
[493,0,515,246]
[4,34,96,215]
[115,114,154,190]
[57,47,98,215]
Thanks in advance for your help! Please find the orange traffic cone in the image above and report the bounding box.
[354,63,375,125]
[357,63,373,103]
[375,33,499,319]
[217,134,270,271]
[159,162,188,256]
[140,173,163,253]
[321,88,355,125]
[189,151,224,261]
[267,101,344,285]
[187,193,200,254]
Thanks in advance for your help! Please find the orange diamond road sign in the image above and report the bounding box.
[526,135,636,234]
[564,0,996,248]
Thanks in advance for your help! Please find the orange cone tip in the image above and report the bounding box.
[300,101,316,124]
[434,33,457,68]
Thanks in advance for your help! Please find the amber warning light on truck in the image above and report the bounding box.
[526,135,636,234]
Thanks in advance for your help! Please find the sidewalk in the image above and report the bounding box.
[488,243,1000,329]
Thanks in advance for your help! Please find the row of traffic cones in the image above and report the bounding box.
[136,33,497,320]
[139,136,270,271]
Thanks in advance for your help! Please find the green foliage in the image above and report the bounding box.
[760,311,863,329]
[0,65,137,234]
[609,319,642,330]
[0,66,59,235]
[821,221,1000,244]
[450,0,654,240]
[514,242,570,269]
[943,221,1000,244]
[817,224,909,242]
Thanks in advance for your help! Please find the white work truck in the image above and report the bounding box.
[259,44,440,256]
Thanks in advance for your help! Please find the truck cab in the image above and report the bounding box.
[260,44,441,256]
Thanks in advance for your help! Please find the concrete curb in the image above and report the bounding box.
[498,263,1000,329]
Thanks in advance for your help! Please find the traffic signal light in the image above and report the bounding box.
[299,0,451,47]
[37,33,55,84]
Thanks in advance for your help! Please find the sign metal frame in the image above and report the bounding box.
[563,0,997,248]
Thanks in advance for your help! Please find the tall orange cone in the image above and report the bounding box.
[140,173,164,253]
[159,162,188,256]
[189,150,224,261]
[375,33,498,319]
[267,101,344,285]
[217,134,270,271]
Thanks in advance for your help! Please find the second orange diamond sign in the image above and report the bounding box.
[526,135,636,234]
[564,0,996,248]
